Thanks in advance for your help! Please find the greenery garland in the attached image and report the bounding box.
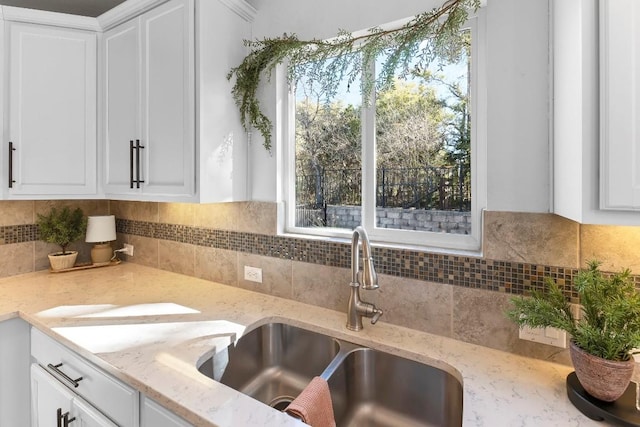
[227,0,480,151]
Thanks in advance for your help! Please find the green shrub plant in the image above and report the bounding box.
[37,207,87,255]
[508,260,640,361]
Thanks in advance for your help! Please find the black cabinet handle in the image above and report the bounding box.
[64,412,76,426]
[8,141,15,188]
[47,363,83,388]
[56,409,75,427]
[135,139,145,189]
[129,140,134,189]
[129,139,145,189]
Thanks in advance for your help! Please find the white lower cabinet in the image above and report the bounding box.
[0,318,30,426]
[31,364,116,427]
[30,327,194,427]
[141,396,192,427]
[31,328,139,426]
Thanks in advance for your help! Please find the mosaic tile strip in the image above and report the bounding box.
[0,224,38,245]
[115,218,640,302]
[7,219,635,301]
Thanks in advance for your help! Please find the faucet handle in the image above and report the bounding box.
[371,308,383,324]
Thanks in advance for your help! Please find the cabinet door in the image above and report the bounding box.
[141,396,192,427]
[31,364,117,427]
[8,23,96,196]
[31,364,74,427]
[103,20,141,195]
[600,0,640,210]
[72,397,118,427]
[140,0,195,197]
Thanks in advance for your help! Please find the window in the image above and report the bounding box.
[282,14,486,251]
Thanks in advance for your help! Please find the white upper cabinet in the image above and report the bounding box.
[599,0,640,210]
[103,0,252,202]
[553,0,640,225]
[103,19,139,193]
[195,0,252,203]
[0,0,252,202]
[103,0,195,199]
[5,21,97,198]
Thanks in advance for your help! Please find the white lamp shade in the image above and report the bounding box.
[85,215,116,243]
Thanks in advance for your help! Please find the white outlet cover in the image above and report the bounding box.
[244,266,263,283]
[519,325,567,348]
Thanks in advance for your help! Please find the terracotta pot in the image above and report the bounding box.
[569,340,634,401]
[48,251,78,271]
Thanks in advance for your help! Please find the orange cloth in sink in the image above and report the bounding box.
[285,376,336,427]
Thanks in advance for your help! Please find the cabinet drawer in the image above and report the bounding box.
[31,328,139,426]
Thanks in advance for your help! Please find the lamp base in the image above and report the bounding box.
[91,243,113,265]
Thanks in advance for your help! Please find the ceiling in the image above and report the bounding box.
[0,0,127,17]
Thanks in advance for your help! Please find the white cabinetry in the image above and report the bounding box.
[195,0,252,203]
[103,18,139,195]
[31,364,117,427]
[4,21,97,197]
[102,0,253,202]
[553,0,640,225]
[31,327,139,426]
[103,0,195,199]
[599,0,640,210]
[141,396,192,427]
[0,318,30,426]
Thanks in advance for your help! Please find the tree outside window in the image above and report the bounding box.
[293,31,471,235]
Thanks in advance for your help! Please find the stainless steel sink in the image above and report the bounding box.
[197,322,463,426]
[197,323,340,410]
[327,348,463,427]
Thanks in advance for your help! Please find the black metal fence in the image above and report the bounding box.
[296,163,470,215]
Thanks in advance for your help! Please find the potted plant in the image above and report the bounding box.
[507,260,640,402]
[37,207,87,271]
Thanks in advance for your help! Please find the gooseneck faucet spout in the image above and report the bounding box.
[347,226,383,331]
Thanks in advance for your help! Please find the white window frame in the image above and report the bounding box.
[280,11,487,253]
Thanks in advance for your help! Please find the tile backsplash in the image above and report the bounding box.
[0,200,109,274]
[3,199,640,366]
[115,217,585,300]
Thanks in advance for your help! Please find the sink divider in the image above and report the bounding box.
[319,340,363,381]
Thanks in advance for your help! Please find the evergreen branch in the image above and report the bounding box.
[227,0,480,151]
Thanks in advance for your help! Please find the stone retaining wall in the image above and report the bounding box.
[297,205,471,234]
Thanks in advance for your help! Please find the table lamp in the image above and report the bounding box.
[85,215,116,265]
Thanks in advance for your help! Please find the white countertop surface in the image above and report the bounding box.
[0,263,607,426]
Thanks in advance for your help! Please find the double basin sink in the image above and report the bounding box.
[197,322,462,427]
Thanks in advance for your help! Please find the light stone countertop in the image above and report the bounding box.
[0,263,606,426]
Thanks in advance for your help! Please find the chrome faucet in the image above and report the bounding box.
[346,226,383,331]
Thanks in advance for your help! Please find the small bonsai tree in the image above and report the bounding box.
[507,260,640,361]
[37,207,87,255]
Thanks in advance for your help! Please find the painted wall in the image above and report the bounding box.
[245,0,551,213]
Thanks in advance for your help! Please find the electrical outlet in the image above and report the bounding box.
[519,325,567,348]
[122,244,134,257]
[244,266,262,283]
